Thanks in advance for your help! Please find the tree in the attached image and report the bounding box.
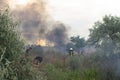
[70,36,85,53]
[88,15,120,57]
[70,35,85,49]
[0,9,39,80]
[0,9,24,62]
[88,15,120,46]
[88,15,120,79]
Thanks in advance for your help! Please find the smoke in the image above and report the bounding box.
[11,0,48,43]
[0,0,69,47]
[0,0,8,9]
[47,23,68,49]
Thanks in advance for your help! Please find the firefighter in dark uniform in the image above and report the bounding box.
[33,56,43,65]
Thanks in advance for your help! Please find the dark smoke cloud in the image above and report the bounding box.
[0,0,69,47]
[47,23,68,48]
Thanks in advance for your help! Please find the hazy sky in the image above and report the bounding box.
[7,0,120,39]
[48,0,120,38]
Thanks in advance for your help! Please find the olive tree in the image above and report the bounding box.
[88,15,120,46]
[88,15,120,79]
[88,15,120,54]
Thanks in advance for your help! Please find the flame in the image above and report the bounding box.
[36,39,55,47]
[36,39,47,46]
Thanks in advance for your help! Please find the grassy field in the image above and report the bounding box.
[22,48,120,80]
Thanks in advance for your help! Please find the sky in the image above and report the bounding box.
[47,0,120,38]
[5,0,120,39]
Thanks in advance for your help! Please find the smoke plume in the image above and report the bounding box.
[0,0,7,9]
[0,0,69,47]
[11,0,48,43]
[47,23,68,49]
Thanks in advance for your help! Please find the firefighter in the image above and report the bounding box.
[33,56,43,65]
[69,48,74,56]
[25,47,32,57]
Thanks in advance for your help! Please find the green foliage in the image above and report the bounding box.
[70,35,85,49]
[82,69,99,80]
[0,9,40,80]
[89,15,120,46]
[45,64,100,80]
[0,9,24,61]
[45,64,67,80]
[66,56,81,70]
[0,58,34,80]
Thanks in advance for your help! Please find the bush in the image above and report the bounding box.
[66,56,81,70]
[45,64,67,80]
[0,9,40,80]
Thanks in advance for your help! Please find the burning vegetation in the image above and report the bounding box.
[36,39,55,47]
[36,39,47,46]
[7,0,69,48]
[1,0,120,80]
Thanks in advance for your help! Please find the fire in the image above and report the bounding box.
[36,39,55,47]
[36,39,47,46]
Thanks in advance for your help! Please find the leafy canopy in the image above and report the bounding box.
[70,35,85,49]
[88,15,120,46]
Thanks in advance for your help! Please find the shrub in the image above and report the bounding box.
[0,9,40,80]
